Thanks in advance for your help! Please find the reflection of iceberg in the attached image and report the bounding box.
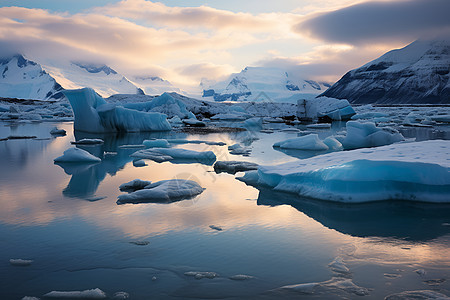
[64,88,171,133]
[257,188,450,241]
[56,161,103,198]
[239,140,450,203]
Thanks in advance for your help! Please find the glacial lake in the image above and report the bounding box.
[1,116,450,299]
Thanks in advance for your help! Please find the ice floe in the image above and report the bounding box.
[54,148,101,163]
[214,161,259,174]
[64,88,171,133]
[273,134,328,151]
[328,257,350,275]
[10,259,33,266]
[229,274,254,281]
[184,271,219,279]
[238,140,450,203]
[228,144,251,156]
[50,127,66,135]
[71,138,104,145]
[112,292,129,300]
[274,277,369,296]
[43,288,106,299]
[131,148,216,164]
[117,179,204,204]
[143,139,170,148]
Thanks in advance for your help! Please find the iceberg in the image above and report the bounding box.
[238,140,450,203]
[301,96,356,121]
[131,148,216,165]
[64,88,171,133]
[143,139,170,148]
[117,179,204,204]
[54,148,101,163]
[342,121,404,150]
[273,134,329,151]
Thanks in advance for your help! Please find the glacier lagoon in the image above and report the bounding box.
[1,117,450,299]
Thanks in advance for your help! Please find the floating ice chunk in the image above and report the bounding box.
[351,112,389,120]
[323,137,343,151]
[64,88,171,133]
[112,292,129,300]
[133,159,146,167]
[276,277,369,296]
[306,123,331,129]
[118,144,146,149]
[244,117,263,128]
[415,269,427,276]
[281,128,301,133]
[277,282,319,294]
[129,241,150,246]
[119,179,151,192]
[328,257,350,275]
[384,290,450,299]
[167,139,226,146]
[342,121,404,150]
[71,138,104,145]
[54,148,101,163]
[303,97,355,121]
[131,148,216,164]
[182,119,206,127]
[117,179,204,204]
[273,134,329,151]
[209,225,223,231]
[168,116,183,124]
[211,113,249,121]
[43,288,106,299]
[21,297,40,300]
[423,278,446,286]
[50,127,66,135]
[228,143,251,156]
[7,135,36,140]
[10,259,33,266]
[238,140,450,203]
[229,274,254,281]
[143,139,170,148]
[214,161,259,174]
[184,271,219,279]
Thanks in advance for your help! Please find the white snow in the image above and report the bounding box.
[131,148,216,164]
[342,121,404,150]
[273,134,329,151]
[117,179,204,204]
[238,140,450,203]
[43,288,106,299]
[64,88,171,133]
[9,259,33,266]
[54,148,101,163]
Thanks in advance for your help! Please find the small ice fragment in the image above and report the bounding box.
[119,179,151,192]
[328,257,350,275]
[209,225,223,231]
[54,148,101,163]
[442,223,450,226]
[143,139,170,148]
[213,161,258,174]
[384,273,401,279]
[415,269,426,276]
[50,127,66,135]
[306,123,331,129]
[273,134,328,151]
[133,159,146,167]
[278,282,319,294]
[423,278,446,286]
[229,274,254,281]
[7,135,37,139]
[129,241,149,246]
[184,271,219,279]
[22,297,40,300]
[112,292,129,299]
[71,138,104,145]
[152,276,157,281]
[43,288,106,299]
[118,144,145,149]
[84,196,106,202]
[10,259,33,266]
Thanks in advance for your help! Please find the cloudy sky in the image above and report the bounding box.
[0,0,448,90]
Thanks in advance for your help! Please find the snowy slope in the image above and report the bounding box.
[0,55,64,100]
[130,75,180,96]
[201,67,330,103]
[321,39,450,104]
[41,61,144,98]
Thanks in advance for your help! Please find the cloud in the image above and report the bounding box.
[295,0,450,45]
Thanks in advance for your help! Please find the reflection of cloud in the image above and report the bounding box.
[295,0,450,45]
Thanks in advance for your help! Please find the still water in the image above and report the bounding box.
[0,121,449,299]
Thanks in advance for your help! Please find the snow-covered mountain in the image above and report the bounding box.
[0,54,64,100]
[130,75,180,95]
[41,61,144,98]
[321,39,450,104]
[201,67,331,103]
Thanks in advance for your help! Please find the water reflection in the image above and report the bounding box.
[256,188,450,242]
